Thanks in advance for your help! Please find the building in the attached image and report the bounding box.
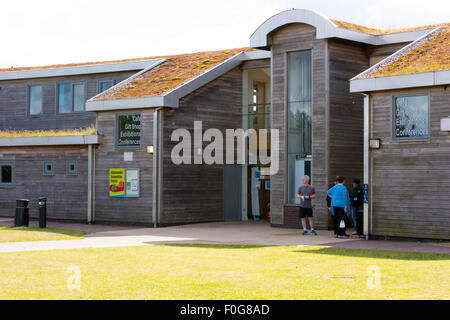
[350,25,450,239]
[0,9,448,239]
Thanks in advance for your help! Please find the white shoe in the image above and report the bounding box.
[352,231,358,235]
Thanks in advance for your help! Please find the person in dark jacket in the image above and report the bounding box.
[350,179,364,236]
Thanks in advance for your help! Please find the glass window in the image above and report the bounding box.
[0,163,13,185]
[99,80,113,93]
[287,50,312,204]
[66,160,78,175]
[392,94,430,141]
[73,83,85,112]
[43,161,54,176]
[29,85,43,115]
[58,83,85,113]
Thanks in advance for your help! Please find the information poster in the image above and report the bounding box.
[109,168,125,197]
[125,169,140,197]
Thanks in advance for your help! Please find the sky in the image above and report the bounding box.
[1,0,449,68]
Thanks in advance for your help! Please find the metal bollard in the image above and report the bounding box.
[14,199,30,227]
[38,197,47,228]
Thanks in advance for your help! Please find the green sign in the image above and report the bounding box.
[117,114,141,147]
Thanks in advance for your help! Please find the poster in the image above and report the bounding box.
[109,168,125,197]
[125,169,140,197]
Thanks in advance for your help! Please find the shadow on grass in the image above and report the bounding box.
[151,243,274,249]
[294,247,450,261]
[0,226,88,238]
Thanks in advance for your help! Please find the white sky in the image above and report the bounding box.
[2,0,449,68]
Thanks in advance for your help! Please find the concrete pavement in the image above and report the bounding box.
[0,218,449,254]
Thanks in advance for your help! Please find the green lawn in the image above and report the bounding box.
[0,227,88,243]
[0,245,448,300]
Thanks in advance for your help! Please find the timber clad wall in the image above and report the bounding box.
[0,146,88,220]
[94,109,154,224]
[161,68,242,225]
[0,71,135,131]
[270,24,328,228]
[370,86,450,240]
[328,39,368,210]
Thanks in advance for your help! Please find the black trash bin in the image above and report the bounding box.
[38,197,47,228]
[14,199,30,227]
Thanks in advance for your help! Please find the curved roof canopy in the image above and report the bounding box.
[250,9,438,48]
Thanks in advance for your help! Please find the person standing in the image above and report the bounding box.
[297,175,317,236]
[350,179,364,236]
[327,176,351,238]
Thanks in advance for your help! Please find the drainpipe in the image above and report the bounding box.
[87,144,93,224]
[152,108,163,228]
[361,93,371,240]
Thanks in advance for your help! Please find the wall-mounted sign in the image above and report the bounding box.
[125,169,140,197]
[124,152,133,161]
[265,180,271,190]
[117,114,141,148]
[393,95,429,140]
[363,184,369,204]
[109,168,125,197]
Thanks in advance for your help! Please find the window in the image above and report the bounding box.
[66,160,78,175]
[29,85,43,116]
[57,82,86,113]
[116,114,142,148]
[98,78,126,93]
[0,163,13,185]
[43,161,54,176]
[392,93,430,141]
[287,50,312,204]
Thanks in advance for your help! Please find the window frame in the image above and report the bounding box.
[97,78,126,94]
[115,112,142,150]
[391,92,431,142]
[27,84,44,117]
[0,162,14,187]
[43,160,54,176]
[56,81,87,114]
[285,49,313,205]
[66,160,78,176]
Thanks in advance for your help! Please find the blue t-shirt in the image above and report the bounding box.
[327,184,350,210]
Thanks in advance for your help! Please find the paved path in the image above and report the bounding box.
[0,218,449,254]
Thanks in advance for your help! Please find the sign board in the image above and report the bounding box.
[117,114,141,147]
[265,180,271,190]
[363,184,369,204]
[393,95,429,140]
[109,168,125,197]
[125,169,140,197]
[124,152,133,161]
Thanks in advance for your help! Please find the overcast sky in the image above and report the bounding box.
[2,0,449,68]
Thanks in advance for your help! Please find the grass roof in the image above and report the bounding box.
[0,126,96,138]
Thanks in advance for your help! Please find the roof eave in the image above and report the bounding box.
[0,59,164,81]
[350,70,450,93]
[0,135,99,147]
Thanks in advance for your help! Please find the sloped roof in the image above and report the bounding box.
[90,48,251,101]
[0,56,159,73]
[356,25,450,79]
[331,19,447,36]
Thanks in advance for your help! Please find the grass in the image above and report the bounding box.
[0,125,97,138]
[0,244,448,300]
[0,227,88,243]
